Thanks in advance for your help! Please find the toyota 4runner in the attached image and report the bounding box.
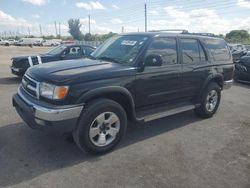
[13,32,234,154]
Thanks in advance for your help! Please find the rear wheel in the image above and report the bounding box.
[195,83,221,118]
[73,99,127,154]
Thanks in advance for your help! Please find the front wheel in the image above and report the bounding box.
[73,99,127,154]
[195,83,221,118]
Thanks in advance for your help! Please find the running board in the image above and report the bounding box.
[136,103,196,122]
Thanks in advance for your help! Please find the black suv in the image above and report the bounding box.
[13,32,234,154]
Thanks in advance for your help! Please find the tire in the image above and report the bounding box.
[195,82,221,118]
[73,99,127,154]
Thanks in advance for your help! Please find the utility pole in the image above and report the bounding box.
[144,3,147,32]
[121,26,124,33]
[59,22,61,37]
[88,14,91,34]
[39,24,42,36]
[28,27,30,36]
[54,21,58,36]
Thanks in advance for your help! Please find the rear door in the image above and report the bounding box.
[180,38,210,98]
[135,37,183,107]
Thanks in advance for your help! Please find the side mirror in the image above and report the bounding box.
[60,54,66,58]
[144,54,163,67]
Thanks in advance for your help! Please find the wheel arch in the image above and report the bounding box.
[77,86,137,121]
[196,74,223,103]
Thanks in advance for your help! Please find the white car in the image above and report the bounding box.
[42,40,61,46]
[0,39,10,46]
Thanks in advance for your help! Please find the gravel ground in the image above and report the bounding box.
[0,46,249,188]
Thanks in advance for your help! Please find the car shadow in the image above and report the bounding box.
[0,77,21,85]
[233,81,250,89]
[0,110,202,187]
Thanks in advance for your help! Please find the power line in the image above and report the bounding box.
[145,3,147,32]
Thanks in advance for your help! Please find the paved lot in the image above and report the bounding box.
[0,46,249,188]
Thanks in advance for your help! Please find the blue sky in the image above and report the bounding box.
[1,0,250,36]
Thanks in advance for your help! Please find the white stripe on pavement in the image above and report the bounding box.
[37,56,42,64]
[28,56,33,67]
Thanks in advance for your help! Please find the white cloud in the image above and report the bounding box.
[0,10,31,27]
[111,4,119,9]
[32,14,40,18]
[148,10,159,16]
[22,0,46,6]
[111,18,123,24]
[76,1,105,10]
[237,0,250,8]
[80,17,96,25]
[153,7,230,34]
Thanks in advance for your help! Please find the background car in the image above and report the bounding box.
[10,44,96,76]
[234,55,250,83]
[0,39,10,46]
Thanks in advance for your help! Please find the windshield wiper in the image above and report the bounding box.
[97,56,121,64]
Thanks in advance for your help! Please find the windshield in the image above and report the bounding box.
[46,45,66,55]
[91,35,149,64]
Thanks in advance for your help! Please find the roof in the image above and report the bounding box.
[121,32,222,40]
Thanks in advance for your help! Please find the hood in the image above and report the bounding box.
[26,58,136,85]
[12,54,53,61]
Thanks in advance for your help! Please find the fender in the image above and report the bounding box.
[196,73,223,102]
[76,86,139,122]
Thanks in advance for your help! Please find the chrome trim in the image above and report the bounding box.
[23,74,40,99]
[223,79,233,89]
[17,87,84,122]
[144,105,195,122]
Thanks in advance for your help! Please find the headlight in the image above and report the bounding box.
[40,82,69,100]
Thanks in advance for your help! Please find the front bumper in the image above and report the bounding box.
[13,87,84,132]
[10,66,26,76]
[223,79,233,89]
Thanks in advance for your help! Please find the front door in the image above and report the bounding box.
[135,37,183,108]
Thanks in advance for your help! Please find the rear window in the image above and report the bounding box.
[205,39,231,61]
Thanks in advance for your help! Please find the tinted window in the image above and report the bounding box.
[83,47,94,56]
[146,38,177,65]
[205,39,231,61]
[63,46,81,55]
[180,39,201,64]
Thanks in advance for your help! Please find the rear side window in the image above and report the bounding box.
[205,39,231,61]
[180,38,207,64]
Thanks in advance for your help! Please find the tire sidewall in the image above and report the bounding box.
[74,99,127,154]
[202,83,221,116]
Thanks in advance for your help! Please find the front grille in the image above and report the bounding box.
[22,75,40,99]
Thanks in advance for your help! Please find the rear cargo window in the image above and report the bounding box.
[205,39,231,61]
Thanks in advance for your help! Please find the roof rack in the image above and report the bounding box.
[149,29,189,33]
[186,32,215,37]
[148,29,216,37]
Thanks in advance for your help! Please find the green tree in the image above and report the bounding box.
[225,30,250,43]
[68,19,83,40]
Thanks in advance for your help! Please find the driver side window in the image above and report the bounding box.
[145,38,178,65]
[63,46,81,56]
